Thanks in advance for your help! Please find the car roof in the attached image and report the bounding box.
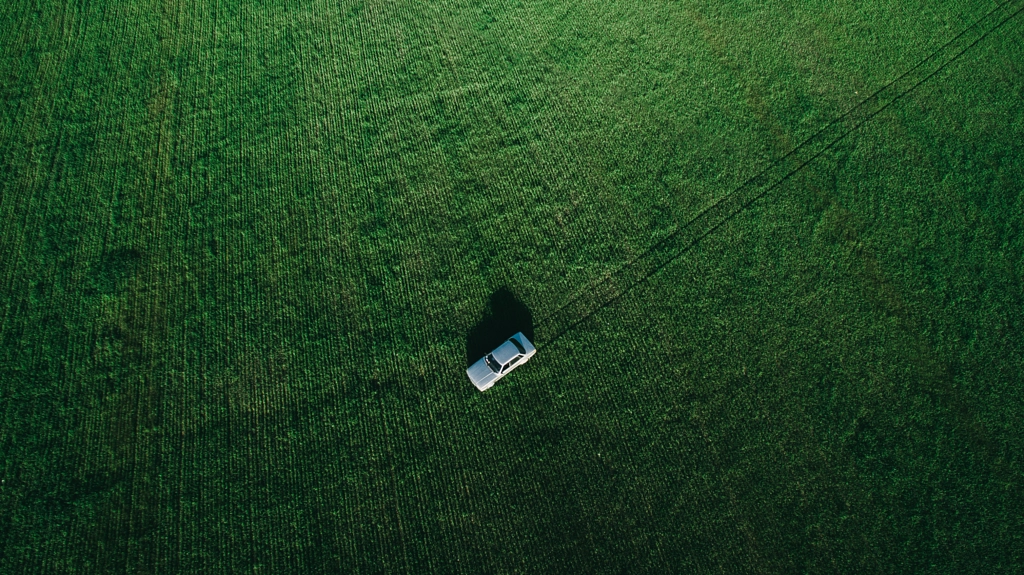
[491,340,521,364]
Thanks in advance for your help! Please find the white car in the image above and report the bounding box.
[466,332,536,391]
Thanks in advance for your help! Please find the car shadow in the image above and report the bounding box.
[466,287,535,368]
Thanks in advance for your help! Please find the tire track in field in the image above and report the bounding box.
[535,0,1024,349]
[531,8,1024,565]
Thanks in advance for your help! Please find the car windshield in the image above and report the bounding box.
[485,354,501,373]
[510,337,526,354]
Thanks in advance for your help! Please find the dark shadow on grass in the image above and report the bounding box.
[466,287,534,368]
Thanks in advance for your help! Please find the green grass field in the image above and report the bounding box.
[2,0,1023,572]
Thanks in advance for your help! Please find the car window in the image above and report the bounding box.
[485,354,501,373]
[502,355,522,373]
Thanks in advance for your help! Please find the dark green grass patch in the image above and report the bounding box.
[1,0,1022,572]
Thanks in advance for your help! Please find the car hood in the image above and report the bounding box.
[467,358,497,388]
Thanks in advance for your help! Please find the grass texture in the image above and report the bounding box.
[1,0,1022,572]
